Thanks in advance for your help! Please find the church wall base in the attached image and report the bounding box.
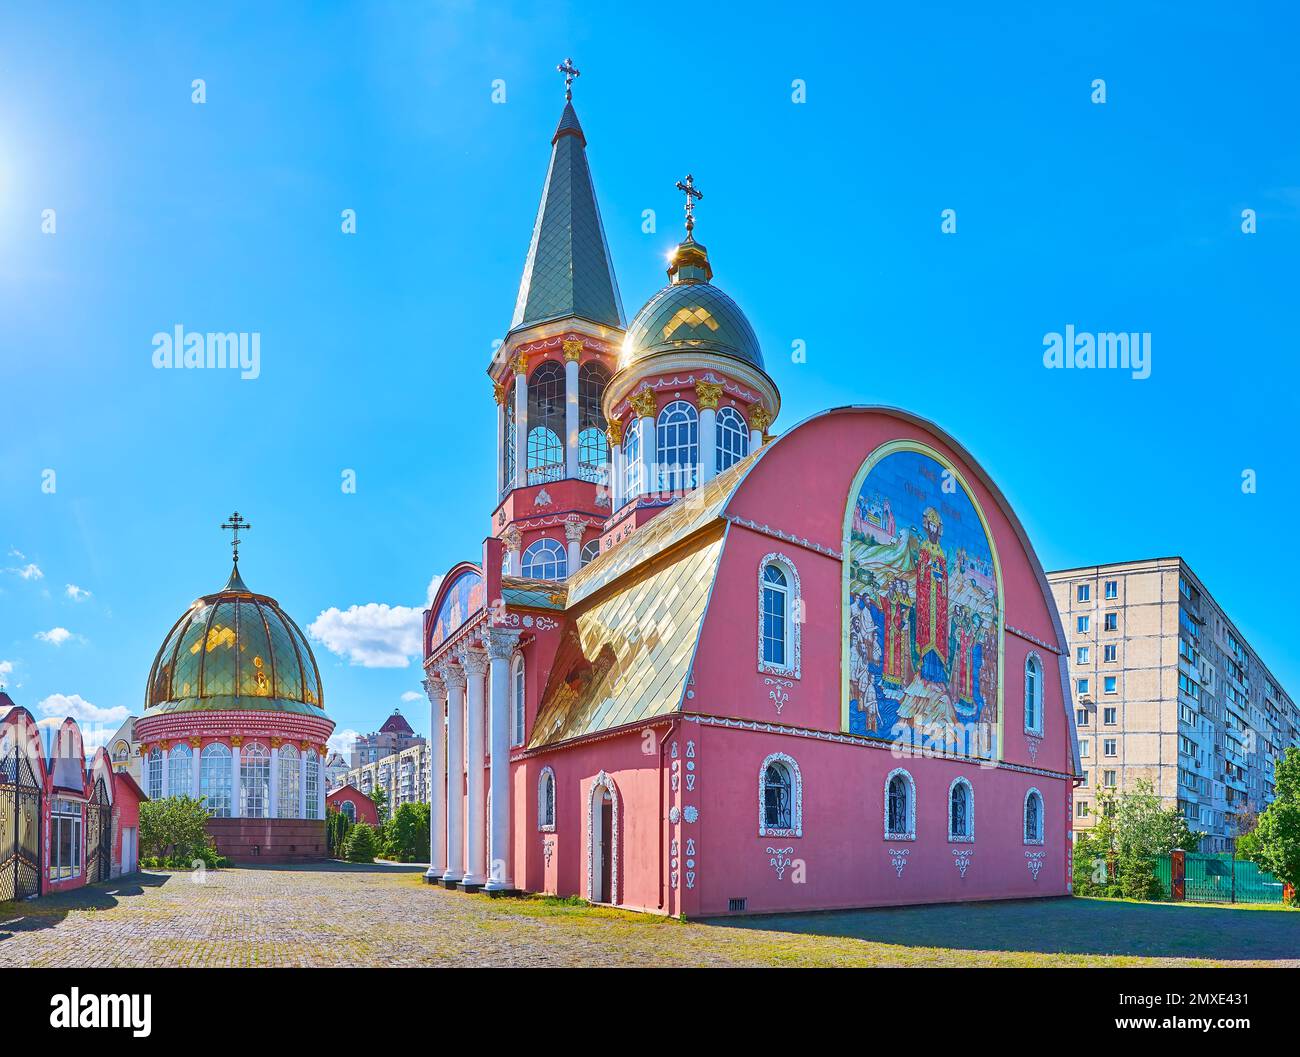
[206,818,327,864]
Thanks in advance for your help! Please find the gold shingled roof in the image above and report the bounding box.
[528,528,725,749]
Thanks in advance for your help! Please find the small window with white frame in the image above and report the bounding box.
[884,768,916,841]
[757,553,801,678]
[538,766,556,832]
[1024,787,1045,844]
[948,777,974,842]
[758,753,802,837]
[511,655,525,747]
[1024,652,1044,735]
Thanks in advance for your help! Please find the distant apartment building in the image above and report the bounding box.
[343,742,430,813]
[348,710,424,768]
[1047,557,1298,852]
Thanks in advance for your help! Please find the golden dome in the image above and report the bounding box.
[143,563,325,718]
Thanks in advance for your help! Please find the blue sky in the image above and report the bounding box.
[2,1,1297,752]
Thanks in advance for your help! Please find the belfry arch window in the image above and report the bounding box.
[656,400,698,495]
[716,406,749,472]
[522,538,567,581]
[1025,653,1044,735]
[527,361,566,484]
[885,768,916,840]
[623,417,643,501]
[948,777,974,842]
[1024,787,1045,845]
[580,539,601,568]
[758,752,803,837]
[578,363,610,482]
[758,554,801,678]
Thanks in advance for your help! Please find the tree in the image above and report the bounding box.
[138,796,218,865]
[343,823,378,863]
[369,786,390,825]
[1248,747,1300,904]
[382,802,430,862]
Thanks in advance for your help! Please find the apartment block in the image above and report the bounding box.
[1047,557,1298,851]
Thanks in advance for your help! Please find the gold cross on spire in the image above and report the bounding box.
[220,511,251,565]
[557,57,580,100]
[675,173,703,240]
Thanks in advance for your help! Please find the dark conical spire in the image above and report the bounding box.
[223,562,251,593]
[509,98,624,334]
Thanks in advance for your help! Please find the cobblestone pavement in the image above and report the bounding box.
[1,863,1295,967]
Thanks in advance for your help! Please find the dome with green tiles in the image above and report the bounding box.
[143,563,325,718]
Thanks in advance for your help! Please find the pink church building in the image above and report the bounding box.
[420,67,1080,915]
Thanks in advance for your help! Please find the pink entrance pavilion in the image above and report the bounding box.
[419,68,1080,915]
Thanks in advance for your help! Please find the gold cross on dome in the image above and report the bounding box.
[557,57,580,100]
[220,511,251,564]
[675,174,703,238]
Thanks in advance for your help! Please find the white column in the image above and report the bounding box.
[441,664,467,882]
[298,745,308,818]
[698,406,717,485]
[161,745,171,798]
[423,674,446,880]
[485,628,522,891]
[460,645,490,887]
[496,392,506,495]
[191,741,201,799]
[641,414,657,497]
[565,515,585,576]
[564,354,580,479]
[610,441,623,510]
[269,746,280,819]
[231,742,243,818]
[318,757,326,819]
[513,368,528,490]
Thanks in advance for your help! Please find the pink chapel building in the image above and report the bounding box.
[419,73,1081,915]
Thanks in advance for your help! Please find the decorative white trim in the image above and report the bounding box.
[728,516,841,559]
[952,847,973,878]
[1023,786,1045,845]
[537,766,556,832]
[758,751,803,838]
[1005,623,1063,655]
[1024,650,1045,736]
[884,767,916,841]
[947,776,974,843]
[888,847,910,877]
[757,552,802,679]
[1026,850,1046,880]
[586,771,619,904]
[766,846,794,881]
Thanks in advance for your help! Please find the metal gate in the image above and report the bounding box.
[0,745,42,901]
[85,777,112,884]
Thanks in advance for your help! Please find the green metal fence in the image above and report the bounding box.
[1155,852,1287,905]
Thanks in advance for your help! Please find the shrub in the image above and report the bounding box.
[139,796,218,864]
[343,823,378,863]
[382,802,430,862]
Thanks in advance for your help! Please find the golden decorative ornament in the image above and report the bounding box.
[492,380,507,406]
[300,739,311,750]
[629,388,658,419]
[189,737,202,748]
[229,735,242,747]
[270,736,282,748]
[159,739,171,750]
[511,351,529,375]
[749,404,772,431]
[562,338,583,361]
[605,417,623,446]
[695,381,723,410]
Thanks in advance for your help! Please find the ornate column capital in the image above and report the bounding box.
[511,351,529,375]
[562,338,583,362]
[189,736,202,749]
[439,663,468,692]
[749,403,772,431]
[422,675,445,700]
[229,735,243,748]
[486,627,522,660]
[270,736,283,749]
[564,515,587,544]
[457,644,490,678]
[492,380,507,406]
[629,387,658,419]
[605,416,623,446]
[501,525,522,552]
[695,381,723,410]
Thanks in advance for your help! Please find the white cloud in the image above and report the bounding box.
[328,728,360,757]
[0,660,13,680]
[308,604,423,668]
[426,573,444,607]
[65,583,91,601]
[400,690,423,703]
[35,693,129,751]
[9,549,25,559]
[7,563,44,581]
[35,627,74,646]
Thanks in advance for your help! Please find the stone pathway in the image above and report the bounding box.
[1,863,1294,967]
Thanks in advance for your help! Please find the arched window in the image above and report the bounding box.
[168,744,192,797]
[948,777,974,842]
[200,743,232,818]
[502,384,516,490]
[578,363,609,482]
[622,417,643,501]
[538,766,556,832]
[580,539,601,568]
[340,799,356,822]
[1025,653,1044,735]
[578,427,608,480]
[1024,787,1044,844]
[527,361,565,483]
[716,405,749,472]
[656,400,698,495]
[147,746,164,800]
[304,751,320,819]
[521,538,567,580]
[279,744,300,819]
[512,655,526,747]
[241,742,271,819]
[885,768,915,840]
[758,555,801,677]
[758,752,803,837]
